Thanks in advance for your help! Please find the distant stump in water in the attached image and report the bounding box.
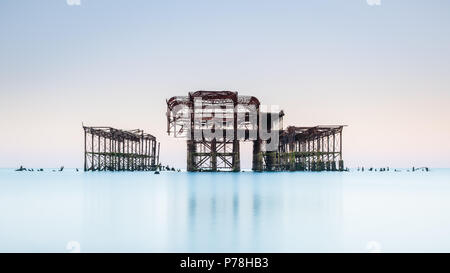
[15,166,27,172]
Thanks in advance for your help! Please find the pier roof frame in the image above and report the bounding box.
[282,125,346,141]
[167,90,260,111]
[83,126,156,142]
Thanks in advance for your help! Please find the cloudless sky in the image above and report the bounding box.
[1,0,450,168]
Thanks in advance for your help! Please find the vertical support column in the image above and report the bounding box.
[157,142,160,167]
[339,130,343,161]
[211,110,217,172]
[103,135,106,171]
[149,140,152,168]
[187,140,196,171]
[187,100,196,172]
[301,141,306,171]
[308,140,311,171]
[98,134,101,171]
[114,139,117,171]
[147,139,151,169]
[288,131,295,171]
[232,101,240,172]
[326,134,330,171]
[84,128,87,171]
[252,140,262,172]
[117,140,120,171]
[109,137,112,171]
[321,136,324,162]
[138,136,141,171]
[113,139,116,171]
[252,105,262,172]
[134,140,137,171]
[144,139,148,170]
[114,139,116,171]
[132,139,135,171]
[211,138,217,171]
[127,139,130,171]
[316,136,321,171]
[332,133,337,171]
[311,138,316,171]
[151,140,156,168]
[151,140,154,169]
[122,140,125,171]
[318,136,325,171]
[115,139,118,171]
[140,134,143,170]
[233,140,240,172]
[111,139,114,171]
[91,132,95,171]
[131,141,135,171]
[339,130,344,171]
[134,140,136,171]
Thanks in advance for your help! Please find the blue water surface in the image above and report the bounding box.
[0,169,449,253]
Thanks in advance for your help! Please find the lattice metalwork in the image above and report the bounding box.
[83,126,160,171]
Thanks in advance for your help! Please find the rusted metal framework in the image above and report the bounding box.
[167,91,260,172]
[261,126,345,171]
[83,126,159,171]
[167,90,345,172]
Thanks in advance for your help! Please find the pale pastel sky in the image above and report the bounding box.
[1,0,450,168]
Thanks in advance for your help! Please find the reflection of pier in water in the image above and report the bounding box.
[80,173,343,252]
[185,173,344,252]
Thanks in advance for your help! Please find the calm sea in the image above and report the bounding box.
[0,169,449,252]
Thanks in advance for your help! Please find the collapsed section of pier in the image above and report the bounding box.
[263,125,344,171]
[166,90,345,172]
[83,126,160,171]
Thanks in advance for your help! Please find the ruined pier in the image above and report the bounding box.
[83,126,160,171]
[166,90,346,172]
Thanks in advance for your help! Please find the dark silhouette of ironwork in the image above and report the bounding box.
[83,126,159,171]
[166,90,346,172]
